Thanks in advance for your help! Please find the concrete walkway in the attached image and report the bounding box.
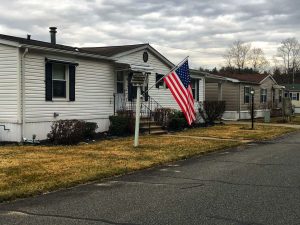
[165,134,252,143]
[225,120,300,128]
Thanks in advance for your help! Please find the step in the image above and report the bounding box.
[140,125,164,131]
[139,121,157,126]
[149,130,168,135]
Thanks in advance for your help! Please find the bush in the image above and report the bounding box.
[109,116,133,136]
[167,111,188,131]
[199,101,226,125]
[47,120,98,145]
[84,122,98,139]
[153,108,175,127]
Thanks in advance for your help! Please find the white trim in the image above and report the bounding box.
[0,39,20,47]
[21,44,113,61]
[260,74,278,85]
[112,44,174,68]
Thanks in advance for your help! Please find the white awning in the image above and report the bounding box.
[273,84,285,89]
[130,64,154,73]
[115,60,154,73]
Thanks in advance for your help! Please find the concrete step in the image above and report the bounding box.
[150,130,168,135]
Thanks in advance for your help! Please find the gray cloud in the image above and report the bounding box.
[0,0,299,68]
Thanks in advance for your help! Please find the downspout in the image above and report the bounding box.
[21,48,29,141]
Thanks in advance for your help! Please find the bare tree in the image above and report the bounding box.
[277,37,300,74]
[223,40,251,71]
[249,48,269,72]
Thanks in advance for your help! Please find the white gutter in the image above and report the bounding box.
[21,44,114,61]
[21,47,29,141]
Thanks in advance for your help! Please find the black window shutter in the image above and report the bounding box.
[244,87,247,103]
[297,93,299,101]
[196,79,199,101]
[144,82,149,101]
[128,72,133,101]
[45,62,52,101]
[69,65,76,101]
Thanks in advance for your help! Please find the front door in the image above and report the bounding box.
[115,71,125,111]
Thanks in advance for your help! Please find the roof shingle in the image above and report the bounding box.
[217,73,270,84]
[80,44,148,57]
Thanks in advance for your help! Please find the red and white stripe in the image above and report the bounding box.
[164,71,196,125]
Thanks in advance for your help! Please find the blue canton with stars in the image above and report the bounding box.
[175,60,190,88]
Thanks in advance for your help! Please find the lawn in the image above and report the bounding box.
[180,124,297,141]
[244,115,300,125]
[0,124,297,202]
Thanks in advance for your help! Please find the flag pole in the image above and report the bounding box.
[144,56,189,95]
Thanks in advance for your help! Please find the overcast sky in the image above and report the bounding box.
[0,0,299,69]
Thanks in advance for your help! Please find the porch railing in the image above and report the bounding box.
[113,93,168,133]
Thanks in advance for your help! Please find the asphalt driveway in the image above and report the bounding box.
[0,132,299,225]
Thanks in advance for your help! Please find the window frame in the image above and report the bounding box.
[155,73,165,89]
[116,71,124,94]
[291,92,299,101]
[260,88,267,103]
[279,89,283,103]
[191,78,199,100]
[244,86,251,104]
[52,63,69,100]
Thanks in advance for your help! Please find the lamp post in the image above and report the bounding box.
[250,89,255,129]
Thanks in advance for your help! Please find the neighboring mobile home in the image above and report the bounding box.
[205,73,284,120]
[272,73,300,114]
[283,84,300,113]
[0,28,205,142]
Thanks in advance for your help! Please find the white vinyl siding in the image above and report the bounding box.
[24,52,115,123]
[116,49,204,109]
[116,49,178,108]
[0,44,19,123]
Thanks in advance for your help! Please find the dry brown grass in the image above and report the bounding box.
[0,135,239,202]
[0,124,296,202]
[180,124,297,140]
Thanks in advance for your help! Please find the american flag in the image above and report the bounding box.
[163,59,196,125]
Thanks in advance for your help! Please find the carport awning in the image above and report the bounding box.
[130,64,154,73]
[273,84,285,89]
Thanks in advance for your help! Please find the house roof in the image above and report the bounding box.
[0,33,177,69]
[273,73,300,85]
[81,43,175,68]
[283,84,300,91]
[0,33,83,53]
[216,73,271,84]
[81,44,148,57]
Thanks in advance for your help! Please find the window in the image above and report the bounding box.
[260,89,267,103]
[191,78,199,101]
[155,74,164,88]
[52,64,67,98]
[291,92,299,101]
[244,86,251,103]
[45,59,77,101]
[116,71,124,94]
[279,90,283,103]
[285,92,288,98]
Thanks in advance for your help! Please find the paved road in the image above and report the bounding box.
[0,133,299,225]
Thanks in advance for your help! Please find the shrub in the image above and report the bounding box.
[109,116,133,136]
[84,122,98,139]
[167,111,188,131]
[47,120,98,145]
[199,101,226,125]
[153,108,175,127]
